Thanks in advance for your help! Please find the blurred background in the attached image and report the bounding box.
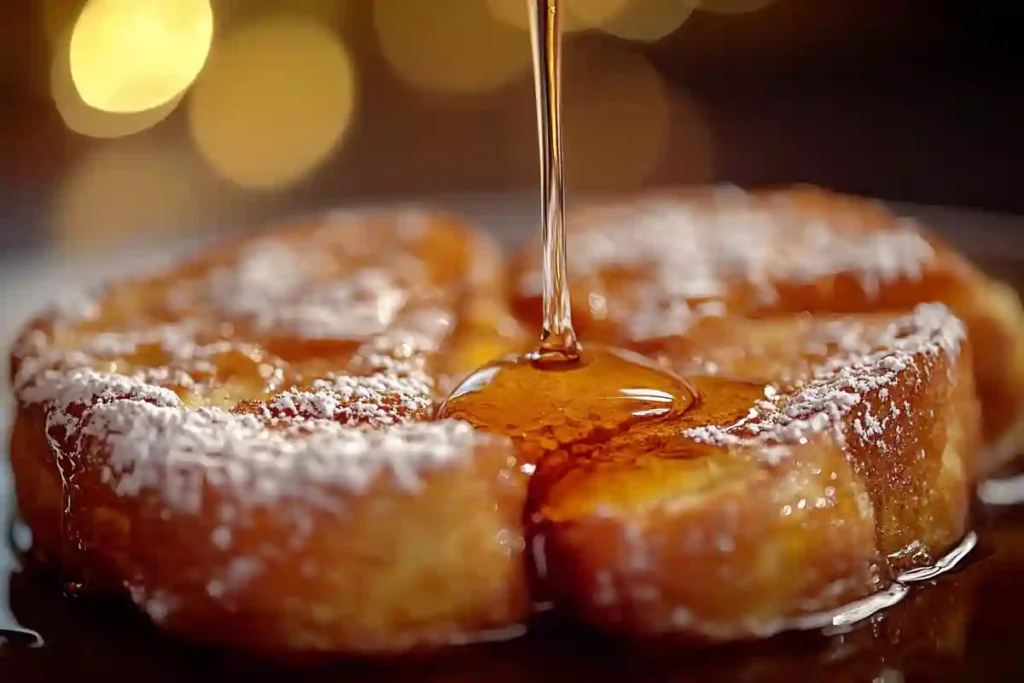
[0,0,1022,256]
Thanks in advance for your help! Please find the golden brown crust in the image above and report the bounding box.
[512,186,1024,471]
[9,208,531,655]
[5,187,1015,655]
[469,309,977,641]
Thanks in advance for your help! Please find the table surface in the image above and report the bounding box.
[1,196,1023,681]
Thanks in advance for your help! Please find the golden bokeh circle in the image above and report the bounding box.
[53,140,206,254]
[51,27,183,139]
[69,0,213,114]
[376,0,531,95]
[697,0,776,15]
[566,0,633,32]
[187,17,357,190]
[597,0,696,42]
[562,45,676,191]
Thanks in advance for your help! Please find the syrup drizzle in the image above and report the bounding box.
[517,0,974,634]
[439,0,976,636]
[529,0,578,362]
[438,0,696,440]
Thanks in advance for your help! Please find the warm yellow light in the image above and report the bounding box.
[215,0,354,32]
[565,0,632,31]
[697,0,776,14]
[51,28,182,139]
[69,0,213,114]
[596,0,696,42]
[486,0,635,33]
[376,0,531,95]
[53,140,205,255]
[485,0,530,31]
[562,47,676,190]
[187,18,357,190]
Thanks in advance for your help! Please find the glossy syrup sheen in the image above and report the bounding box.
[438,346,699,471]
[4,258,1022,679]
[2,498,1024,682]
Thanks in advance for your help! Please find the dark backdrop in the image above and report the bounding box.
[0,0,1021,253]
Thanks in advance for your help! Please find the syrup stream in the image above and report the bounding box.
[517,0,971,635]
[528,0,579,362]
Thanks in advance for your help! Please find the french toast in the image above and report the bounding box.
[5,188,1018,655]
[9,210,532,654]
[512,185,1024,472]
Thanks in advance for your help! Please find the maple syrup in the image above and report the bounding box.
[437,0,696,448]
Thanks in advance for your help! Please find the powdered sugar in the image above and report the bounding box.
[11,210,496,521]
[522,190,937,339]
[265,371,434,426]
[685,303,965,451]
[208,239,410,339]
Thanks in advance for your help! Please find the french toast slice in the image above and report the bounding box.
[512,186,1024,472]
[529,305,978,640]
[9,209,531,655]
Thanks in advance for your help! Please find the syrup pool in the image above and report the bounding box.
[438,346,697,471]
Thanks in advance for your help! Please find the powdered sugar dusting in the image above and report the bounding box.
[208,239,410,339]
[685,303,965,451]
[11,209,498,521]
[81,399,485,511]
[522,190,937,339]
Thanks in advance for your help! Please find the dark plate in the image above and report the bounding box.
[1,200,1023,682]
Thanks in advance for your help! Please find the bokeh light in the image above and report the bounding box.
[214,0,354,32]
[567,0,638,34]
[501,42,701,192]
[69,0,213,114]
[51,27,182,139]
[596,0,696,42]
[187,17,357,191]
[697,0,776,15]
[53,139,208,254]
[487,0,694,41]
[485,0,531,32]
[375,0,531,95]
[664,86,715,184]
[562,46,675,191]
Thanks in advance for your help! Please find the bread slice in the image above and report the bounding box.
[530,305,978,640]
[511,186,1024,473]
[9,209,530,655]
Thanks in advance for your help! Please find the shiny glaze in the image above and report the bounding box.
[1,501,1023,681]
[4,256,1022,677]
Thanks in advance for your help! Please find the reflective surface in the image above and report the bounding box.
[2,251,1024,680]
[529,0,578,359]
[2,505,1024,681]
[438,345,698,470]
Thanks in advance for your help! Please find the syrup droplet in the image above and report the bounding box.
[437,345,697,468]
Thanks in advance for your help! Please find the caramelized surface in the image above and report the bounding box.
[6,187,1021,656]
[441,308,977,639]
[512,186,1024,468]
[9,209,531,655]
